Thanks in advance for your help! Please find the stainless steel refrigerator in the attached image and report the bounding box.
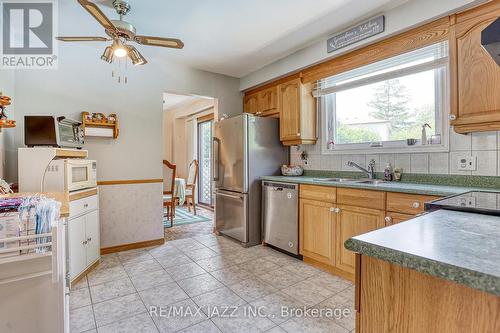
[213,114,287,247]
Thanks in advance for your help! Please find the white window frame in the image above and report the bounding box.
[317,42,450,155]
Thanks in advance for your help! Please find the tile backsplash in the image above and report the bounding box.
[291,130,500,177]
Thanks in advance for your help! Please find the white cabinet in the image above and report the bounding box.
[69,215,87,280]
[85,210,100,266]
[68,194,100,281]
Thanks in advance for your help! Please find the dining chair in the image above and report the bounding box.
[163,160,176,227]
[185,159,199,215]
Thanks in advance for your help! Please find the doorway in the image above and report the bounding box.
[197,114,214,207]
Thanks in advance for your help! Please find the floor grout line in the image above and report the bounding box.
[74,232,354,333]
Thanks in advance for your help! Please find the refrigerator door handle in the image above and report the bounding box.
[213,137,220,181]
[216,192,243,200]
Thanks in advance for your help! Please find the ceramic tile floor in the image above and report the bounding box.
[164,206,214,241]
[70,234,355,333]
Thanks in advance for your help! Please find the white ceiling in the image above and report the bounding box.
[59,0,408,78]
[163,93,214,113]
[163,94,199,111]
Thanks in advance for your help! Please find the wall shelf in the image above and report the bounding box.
[82,112,119,139]
[0,95,14,129]
[0,119,16,128]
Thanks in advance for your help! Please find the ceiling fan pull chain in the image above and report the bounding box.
[124,57,127,84]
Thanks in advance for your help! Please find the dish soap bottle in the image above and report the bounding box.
[384,163,393,181]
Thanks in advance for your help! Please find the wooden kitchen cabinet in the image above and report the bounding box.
[335,204,385,275]
[243,78,316,143]
[243,93,259,114]
[358,255,500,332]
[385,192,440,226]
[385,212,414,226]
[243,85,278,117]
[299,198,336,265]
[386,192,440,215]
[450,2,500,133]
[258,86,279,117]
[278,78,317,145]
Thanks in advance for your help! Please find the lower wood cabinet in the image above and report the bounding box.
[385,212,414,226]
[335,204,385,275]
[298,186,438,279]
[299,198,335,265]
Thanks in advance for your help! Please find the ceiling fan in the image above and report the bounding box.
[56,0,184,66]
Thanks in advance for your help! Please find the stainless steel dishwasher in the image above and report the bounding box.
[262,181,298,255]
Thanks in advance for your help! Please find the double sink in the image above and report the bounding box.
[312,178,386,185]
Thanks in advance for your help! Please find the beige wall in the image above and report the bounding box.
[99,182,163,248]
[240,0,486,90]
[5,38,240,249]
[163,97,215,178]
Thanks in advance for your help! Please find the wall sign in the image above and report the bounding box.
[327,15,385,53]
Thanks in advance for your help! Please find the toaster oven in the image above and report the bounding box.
[24,116,84,149]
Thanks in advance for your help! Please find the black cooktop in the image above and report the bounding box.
[425,191,500,216]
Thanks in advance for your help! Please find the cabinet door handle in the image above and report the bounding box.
[333,208,340,213]
[82,240,87,245]
[385,216,392,224]
[296,133,301,136]
[87,237,92,242]
[84,203,89,208]
[329,207,335,212]
[412,202,420,209]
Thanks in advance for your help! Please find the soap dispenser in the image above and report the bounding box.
[384,163,393,181]
[421,123,432,145]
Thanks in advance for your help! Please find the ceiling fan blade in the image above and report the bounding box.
[134,36,184,49]
[56,36,110,42]
[77,0,116,32]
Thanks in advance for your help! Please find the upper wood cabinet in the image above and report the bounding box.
[243,93,259,114]
[278,78,317,146]
[258,86,279,117]
[243,78,317,144]
[450,3,500,133]
[243,86,278,118]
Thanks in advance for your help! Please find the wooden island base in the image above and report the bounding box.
[356,255,500,332]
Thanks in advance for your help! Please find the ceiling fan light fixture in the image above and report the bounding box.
[127,45,147,66]
[112,39,127,58]
[101,46,113,63]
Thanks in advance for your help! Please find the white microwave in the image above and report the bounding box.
[45,159,97,192]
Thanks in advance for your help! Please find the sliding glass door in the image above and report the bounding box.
[197,118,213,206]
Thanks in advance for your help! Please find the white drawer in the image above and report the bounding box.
[69,195,98,219]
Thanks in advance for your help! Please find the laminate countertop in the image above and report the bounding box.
[0,192,70,218]
[345,209,500,296]
[261,175,496,196]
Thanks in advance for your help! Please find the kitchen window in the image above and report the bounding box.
[316,41,449,153]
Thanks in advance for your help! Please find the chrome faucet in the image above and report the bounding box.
[347,159,376,179]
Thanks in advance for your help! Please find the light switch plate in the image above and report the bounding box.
[457,155,477,171]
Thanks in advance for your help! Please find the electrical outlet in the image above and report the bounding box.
[457,155,477,171]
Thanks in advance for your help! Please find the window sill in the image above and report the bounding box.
[321,144,449,155]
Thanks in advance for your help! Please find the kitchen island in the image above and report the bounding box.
[345,209,500,332]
